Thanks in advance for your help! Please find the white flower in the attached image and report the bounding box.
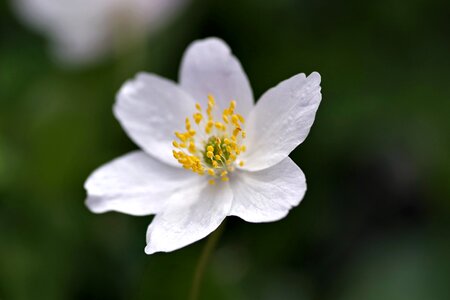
[12,0,187,65]
[85,37,322,254]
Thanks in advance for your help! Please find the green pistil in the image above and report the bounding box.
[203,136,230,167]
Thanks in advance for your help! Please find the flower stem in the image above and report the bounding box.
[189,221,226,300]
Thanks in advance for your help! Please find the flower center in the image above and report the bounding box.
[172,95,246,184]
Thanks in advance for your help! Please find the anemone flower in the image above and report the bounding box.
[85,37,322,254]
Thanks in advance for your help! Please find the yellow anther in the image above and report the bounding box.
[175,132,187,142]
[172,141,179,148]
[188,142,196,154]
[223,114,229,123]
[207,146,214,152]
[195,103,202,111]
[212,161,219,168]
[189,129,196,136]
[193,113,203,124]
[215,122,223,129]
[208,94,215,105]
[241,131,246,138]
[224,138,230,144]
[214,155,222,161]
[179,143,186,148]
[237,114,245,123]
[233,128,241,137]
[221,176,229,182]
[231,114,239,124]
[241,145,247,152]
[220,170,228,177]
[185,123,192,133]
[205,120,214,133]
[207,151,214,159]
[239,161,245,167]
[208,179,215,185]
[207,169,215,176]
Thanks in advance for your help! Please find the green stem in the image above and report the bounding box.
[189,221,226,300]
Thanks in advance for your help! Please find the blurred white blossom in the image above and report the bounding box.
[12,0,187,66]
[84,38,322,254]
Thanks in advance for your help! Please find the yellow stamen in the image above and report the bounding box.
[193,113,203,124]
[175,132,187,142]
[223,114,229,123]
[172,96,247,183]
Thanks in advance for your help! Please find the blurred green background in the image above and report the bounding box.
[1,0,450,299]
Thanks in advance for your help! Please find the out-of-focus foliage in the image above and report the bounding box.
[1,0,449,299]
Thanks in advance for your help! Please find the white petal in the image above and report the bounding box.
[145,182,233,254]
[85,151,199,216]
[179,37,254,117]
[114,72,196,166]
[240,72,322,171]
[229,157,306,223]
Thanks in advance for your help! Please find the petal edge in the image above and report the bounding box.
[145,182,232,254]
[229,157,306,223]
[85,151,197,216]
[179,37,254,117]
[114,72,196,167]
[241,72,322,171]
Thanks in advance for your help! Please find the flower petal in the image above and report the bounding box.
[114,72,196,166]
[179,37,254,117]
[229,157,306,223]
[240,72,322,171]
[85,151,199,216]
[145,182,233,254]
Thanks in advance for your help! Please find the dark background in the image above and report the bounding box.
[1,0,449,299]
